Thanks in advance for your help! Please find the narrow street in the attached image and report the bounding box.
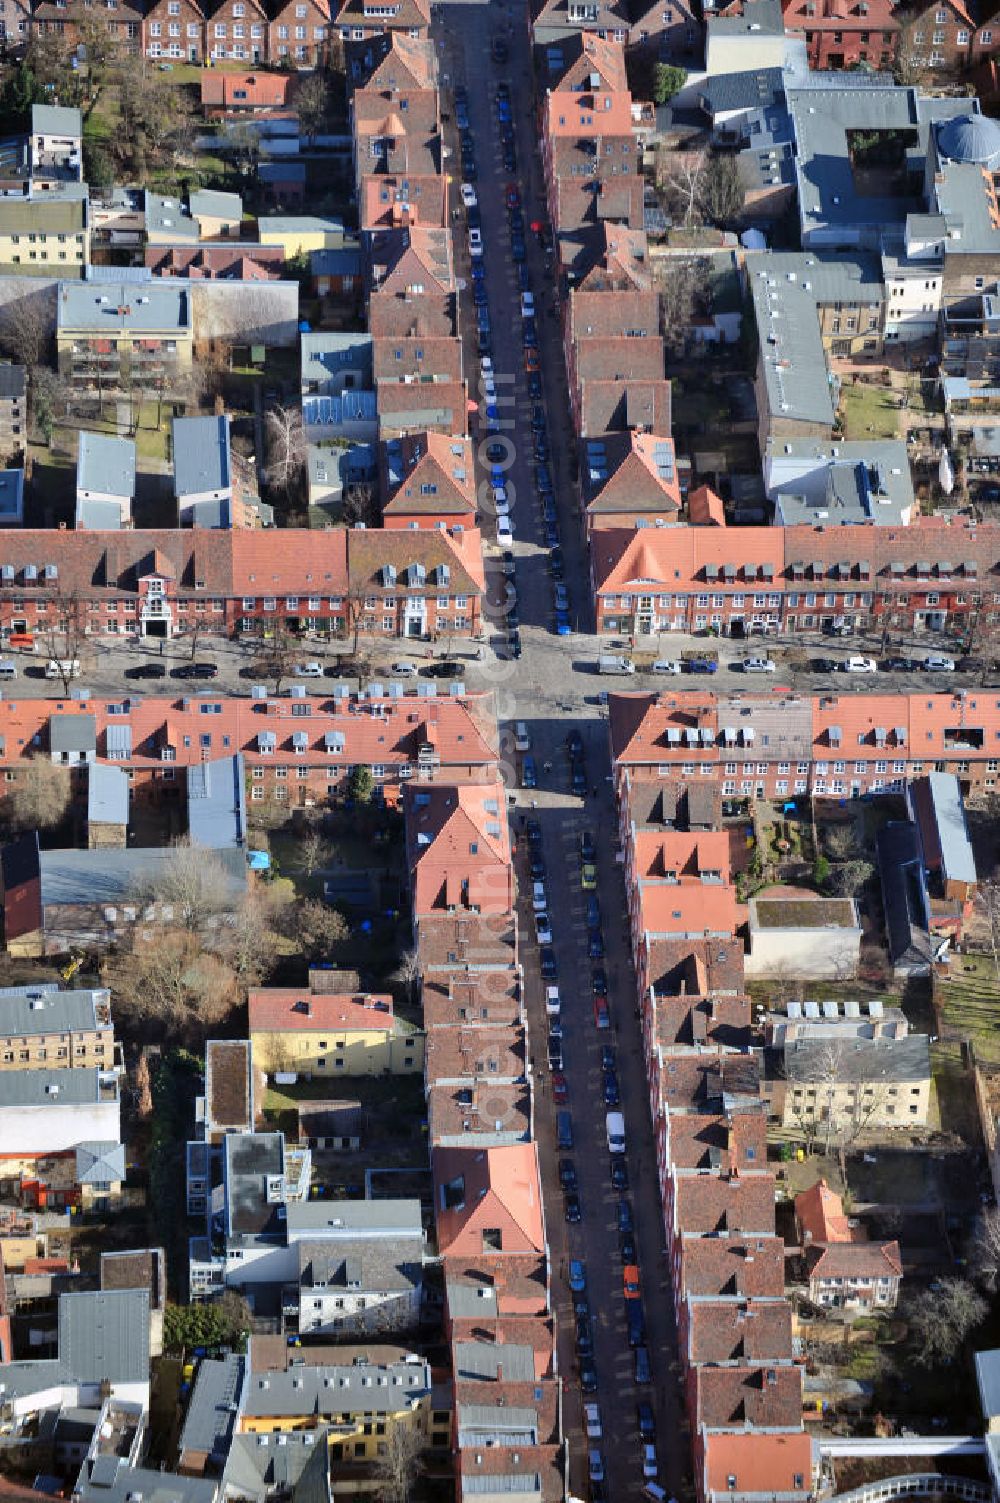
[435,2,691,1496]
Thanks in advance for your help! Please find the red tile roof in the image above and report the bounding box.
[361,174,448,230]
[693,1363,803,1431]
[416,912,517,971]
[421,973,521,1029]
[679,1234,786,1298]
[666,1109,767,1171]
[406,781,513,916]
[685,1298,793,1364]
[639,882,744,939]
[424,1023,526,1088]
[702,1430,812,1500]
[200,71,296,108]
[433,1143,545,1258]
[544,32,628,92]
[672,1173,777,1236]
[794,1178,853,1245]
[248,989,395,1033]
[632,830,732,882]
[584,432,681,520]
[544,88,635,137]
[444,1256,549,1316]
[688,484,726,526]
[380,432,477,520]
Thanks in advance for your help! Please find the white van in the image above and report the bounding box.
[0,660,17,680]
[496,516,514,545]
[606,1110,626,1154]
[45,659,80,679]
[545,985,560,1017]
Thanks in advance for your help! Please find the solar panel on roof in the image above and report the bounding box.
[869,999,884,1018]
[845,1000,860,1018]
[822,1001,838,1018]
[803,1001,820,1018]
[787,1001,802,1018]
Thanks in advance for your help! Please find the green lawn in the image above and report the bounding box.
[840,382,900,441]
[935,956,1000,1063]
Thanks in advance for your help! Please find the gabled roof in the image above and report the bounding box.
[366,225,454,297]
[361,173,448,230]
[583,431,681,517]
[381,432,476,518]
[346,32,438,92]
[348,525,484,594]
[693,1363,802,1431]
[688,484,726,526]
[248,989,395,1033]
[794,1177,853,1244]
[679,1233,786,1298]
[200,71,294,109]
[334,0,430,28]
[702,1431,811,1501]
[579,376,672,437]
[544,88,635,136]
[405,781,512,916]
[672,1173,777,1236]
[433,1143,545,1257]
[685,1298,793,1364]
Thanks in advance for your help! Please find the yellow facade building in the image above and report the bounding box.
[248,989,424,1078]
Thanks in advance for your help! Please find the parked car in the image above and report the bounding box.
[584,1403,602,1441]
[532,880,547,913]
[588,1450,605,1484]
[593,997,610,1030]
[881,655,917,672]
[535,912,553,945]
[580,1361,598,1394]
[587,927,605,959]
[602,1070,620,1107]
[923,654,955,671]
[522,755,537,789]
[540,946,557,980]
[591,967,608,997]
[623,1264,641,1300]
[581,862,597,890]
[610,1157,628,1191]
[390,660,416,677]
[811,657,839,673]
[634,1347,652,1384]
[461,182,477,209]
[642,1444,658,1481]
[576,1315,594,1355]
[559,1158,577,1190]
[637,1403,655,1440]
[514,720,531,751]
[651,659,682,675]
[569,1259,587,1293]
[843,656,877,673]
[580,830,596,862]
[741,656,776,673]
[172,662,217,679]
[551,1071,568,1104]
[125,662,166,679]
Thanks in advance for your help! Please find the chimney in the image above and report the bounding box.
[496,1364,503,1382]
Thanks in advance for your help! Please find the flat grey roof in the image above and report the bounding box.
[178,1355,245,1461]
[241,1358,431,1418]
[50,712,96,754]
[922,771,977,885]
[749,255,835,428]
[784,1033,930,1084]
[0,1065,115,1108]
[39,844,247,908]
[77,432,136,500]
[59,1288,150,1383]
[172,415,231,497]
[0,983,109,1037]
[189,189,242,220]
[78,498,127,530]
[88,763,129,827]
[301,331,373,391]
[977,1349,1000,1418]
[144,192,198,242]
[32,104,82,135]
[186,754,246,850]
[767,437,914,527]
[58,281,191,335]
[77,1460,216,1503]
[453,1341,535,1383]
[285,1198,423,1238]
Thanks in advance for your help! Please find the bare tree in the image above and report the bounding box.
[298,818,333,877]
[131,840,233,933]
[824,823,858,860]
[785,1038,892,1155]
[252,622,299,695]
[656,256,709,356]
[135,1052,154,1120]
[219,892,285,990]
[391,948,422,1007]
[342,479,380,528]
[658,149,707,227]
[3,757,71,833]
[106,929,238,1036]
[372,1420,425,1503]
[38,589,91,694]
[906,1278,987,1367]
[0,295,51,380]
[265,403,307,498]
[280,897,350,962]
[699,152,744,227]
[971,1206,1000,1291]
[295,71,329,142]
[979,878,1000,983]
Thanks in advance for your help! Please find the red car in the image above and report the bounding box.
[506,183,521,209]
[593,998,610,1030]
[551,1072,568,1104]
